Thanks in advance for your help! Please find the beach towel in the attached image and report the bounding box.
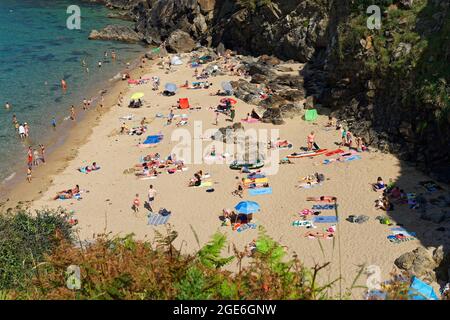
[419,181,442,192]
[247,173,266,179]
[78,166,100,174]
[390,227,417,237]
[244,177,268,185]
[236,222,257,233]
[325,149,345,157]
[305,109,318,122]
[292,220,315,228]
[313,216,338,223]
[249,187,272,196]
[147,214,171,226]
[312,204,337,210]
[287,149,328,159]
[342,155,362,162]
[143,135,163,145]
[194,181,213,188]
[241,118,260,123]
[408,277,439,300]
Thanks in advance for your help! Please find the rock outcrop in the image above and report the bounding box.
[88,25,141,43]
[395,246,449,283]
[166,30,197,53]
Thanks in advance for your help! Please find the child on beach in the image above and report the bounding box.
[132,194,140,213]
[26,167,32,183]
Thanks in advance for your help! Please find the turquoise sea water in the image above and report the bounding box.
[0,0,144,184]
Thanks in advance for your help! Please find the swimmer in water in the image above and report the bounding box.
[5,102,10,109]
[98,61,102,68]
[111,50,116,60]
[61,79,67,91]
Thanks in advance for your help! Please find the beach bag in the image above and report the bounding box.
[159,208,171,216]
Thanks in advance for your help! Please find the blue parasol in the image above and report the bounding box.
[234,201,260,214]
[164,83,177,93]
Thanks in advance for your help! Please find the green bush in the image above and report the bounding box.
[0,208,73,291]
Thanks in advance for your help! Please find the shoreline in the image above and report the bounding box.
[0,50,151,209]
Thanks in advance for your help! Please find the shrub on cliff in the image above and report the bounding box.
[0,208,73,291]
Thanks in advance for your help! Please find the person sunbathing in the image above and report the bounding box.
[231,181,244,198]
[54,189,73,200]
[81,162,100,173]
[305,231,334,239]
[306,196,337,202]
[325,115,334,127]
[54,185,79,200]
[189,173,202,187]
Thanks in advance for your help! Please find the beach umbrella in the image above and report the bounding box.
[235,201,260,214]
[220,97,237,105]
[221,81,233,93]
[131,92,144,100]
[164,83,177,93]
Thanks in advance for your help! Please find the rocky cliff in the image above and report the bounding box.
[90,0,449,177]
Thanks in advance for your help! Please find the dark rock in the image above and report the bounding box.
[88,25,141,43]
[262,107,285,125]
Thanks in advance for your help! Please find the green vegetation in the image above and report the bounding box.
[0,207,72,291]
[337,0,449,127]
[0,208,436,300]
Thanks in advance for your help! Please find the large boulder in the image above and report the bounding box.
[88,25,141,43]
[394,246,447,282]
[262,107,285,125]
[166,30,196,53]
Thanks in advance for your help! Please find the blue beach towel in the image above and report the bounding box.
[143,135,163,145]
[313,216,338,223]
[390,227,417,237]
[343,155,362,162]
[408,277,439,300]
[312,204,337,210]
[147,214,171,225]
[249,187,272,196]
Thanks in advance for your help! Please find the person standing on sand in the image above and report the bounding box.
[132,194,140,213]
[214,111,219,125]
[27,147,33,168]
[18,123,25,139]
[307,131,315,151]
[24,122,30,138]
[147,185,156,212]
[39,144,46,164]
[33,148,39,167]
[229,105,236,122]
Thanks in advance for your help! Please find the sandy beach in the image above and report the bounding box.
[4,50,448,298]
